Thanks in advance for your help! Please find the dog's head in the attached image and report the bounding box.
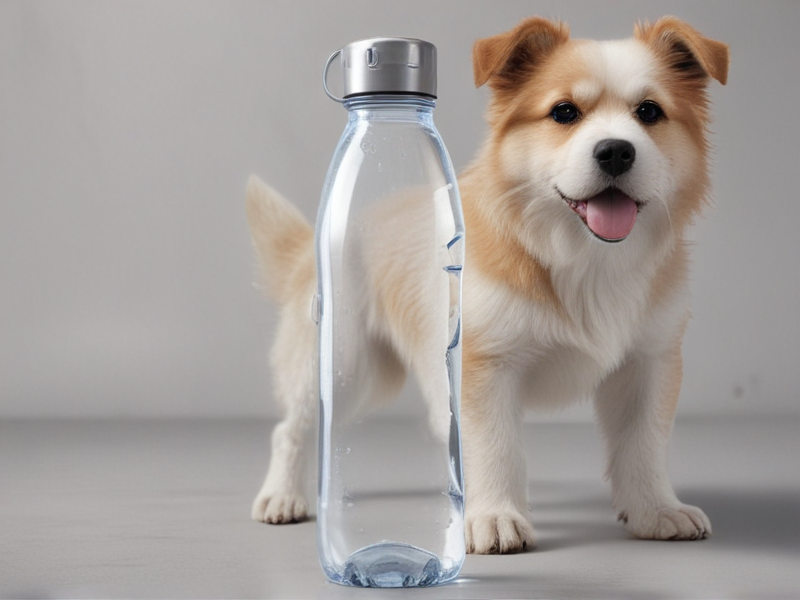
[473,17,728,262]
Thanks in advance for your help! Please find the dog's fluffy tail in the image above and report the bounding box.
[245,175,314,303]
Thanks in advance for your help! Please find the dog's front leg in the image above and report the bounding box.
[594,336,711,540]
[462,361,535,553]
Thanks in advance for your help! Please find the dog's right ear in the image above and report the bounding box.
[473,17,570,89]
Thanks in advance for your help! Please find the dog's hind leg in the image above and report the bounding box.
[251,291,317,524]
[246,176,318,523]
[594,327,711,540]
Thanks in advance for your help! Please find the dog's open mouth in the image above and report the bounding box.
[559,188,642,243]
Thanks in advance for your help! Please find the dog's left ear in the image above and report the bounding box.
[635,17,729,85]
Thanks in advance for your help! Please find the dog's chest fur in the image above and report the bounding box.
[463,236,685,409]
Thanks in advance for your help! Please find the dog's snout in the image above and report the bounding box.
[594,139,636,177]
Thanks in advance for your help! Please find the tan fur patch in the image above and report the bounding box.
[634,18,729,229]
[635,17,729,86]
[460,346,498,415]
[246,177,314,303]
[655,321,689,436]
[487,42,593,144]
[649,242,691,307]
[460,174,562,310]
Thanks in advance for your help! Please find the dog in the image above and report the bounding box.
[246,16,729,554]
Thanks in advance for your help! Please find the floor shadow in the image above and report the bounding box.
[528,483,800,555]
[523,481,625,552]
[679,487,800,554]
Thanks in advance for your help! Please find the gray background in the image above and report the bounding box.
[1,0,798,420]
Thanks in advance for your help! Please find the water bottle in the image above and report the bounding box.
[315,37,465,588]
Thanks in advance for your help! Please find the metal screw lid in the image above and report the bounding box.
[324,37,437,102]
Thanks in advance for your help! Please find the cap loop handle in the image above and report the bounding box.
[323,49,344,103]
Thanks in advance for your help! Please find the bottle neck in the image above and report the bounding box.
[342,94,435,120]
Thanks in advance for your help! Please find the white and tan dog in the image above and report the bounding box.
[246,16,729,554]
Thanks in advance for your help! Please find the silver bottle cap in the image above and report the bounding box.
[324,37,437,102]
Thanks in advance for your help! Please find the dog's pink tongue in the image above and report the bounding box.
[586,189,638,241]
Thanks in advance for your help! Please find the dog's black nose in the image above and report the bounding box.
[594,139,636,177]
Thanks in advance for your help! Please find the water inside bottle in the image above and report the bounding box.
[316,99,466,587]
[338,541,459,587]
[317,352,465,587]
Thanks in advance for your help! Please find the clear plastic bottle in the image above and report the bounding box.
[315,38,465,588]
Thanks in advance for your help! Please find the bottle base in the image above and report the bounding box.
[326,542,460,588]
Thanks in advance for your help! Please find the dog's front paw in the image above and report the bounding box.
[620,502,711,540]
[251,491,308,524]
[466,508,536,554]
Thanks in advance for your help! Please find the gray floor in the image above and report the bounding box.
[1,416,798,599]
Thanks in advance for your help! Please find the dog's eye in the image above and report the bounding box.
[636,101,664,124]
[551,102,580,124]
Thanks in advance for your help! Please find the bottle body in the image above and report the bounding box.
[315,97,465,588]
